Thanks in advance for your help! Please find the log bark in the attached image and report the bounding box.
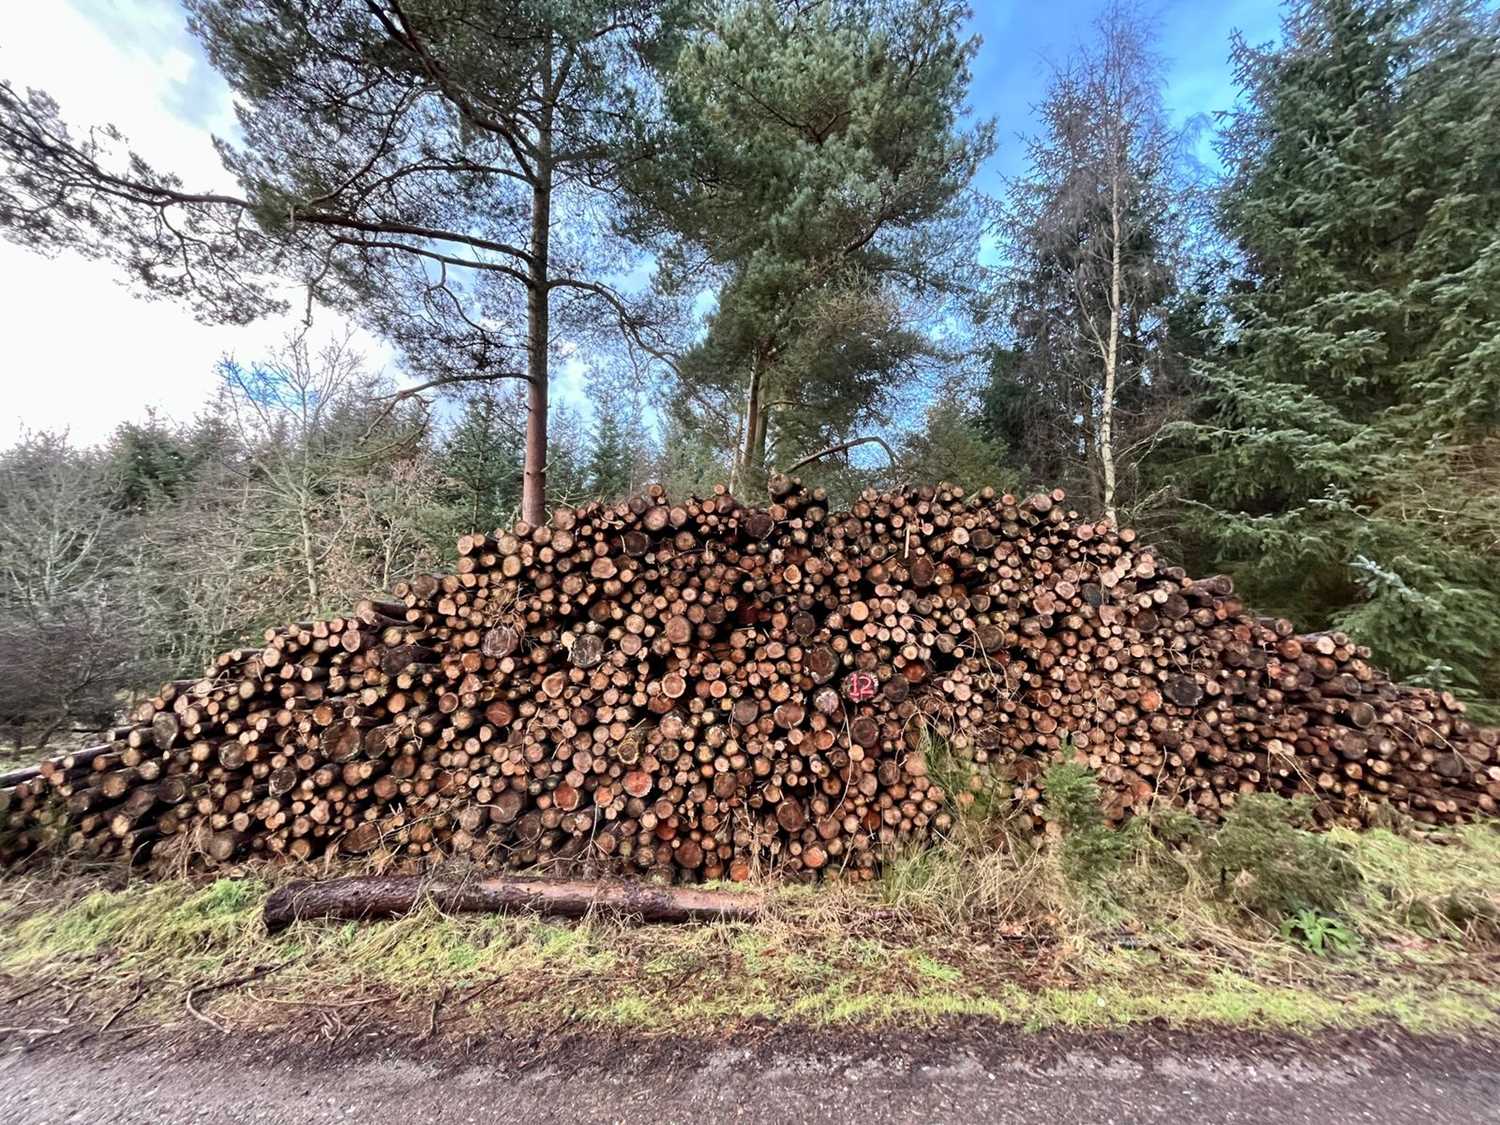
[0,742,114,789]
[263,874,765,932]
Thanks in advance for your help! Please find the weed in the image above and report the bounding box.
[1279,910,1361,956]
[909,952,962,983]
[1041,762,1128,888]
[0,807,1494,1040]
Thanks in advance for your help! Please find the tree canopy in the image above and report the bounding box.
[1158,0,1500,711]
[626,0,993,492]
[0,0,684,523]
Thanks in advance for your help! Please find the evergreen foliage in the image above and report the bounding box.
[1159,0,1500,714]
[654,406,729,501]
[585,408,636,502]
[898,391,1019,494]
[546,404,591,506]
[1041,762,1130,887]
[0,0,684,521]
[629,0,992,490]
[1203,795,1360,920]
[105,413,199,514]
[441,389,525,532]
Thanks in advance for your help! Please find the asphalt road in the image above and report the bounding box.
[1,1024,1496,1123]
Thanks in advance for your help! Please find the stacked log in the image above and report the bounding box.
[2,478,1495,880]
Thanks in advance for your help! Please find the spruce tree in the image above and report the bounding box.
[897,392,1017,494]
[442,390,524,531]
[585,410,635,502]
[1164,0,1500,712]
[655,405,728,500]
[546,405,590,505]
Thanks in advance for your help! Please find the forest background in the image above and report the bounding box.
[0,0,1495,749]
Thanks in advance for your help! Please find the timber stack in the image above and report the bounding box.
[1,477,1496,880]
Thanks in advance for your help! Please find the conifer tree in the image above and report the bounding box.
[442,389,525,531]
[629,0,992,493]
[655,405,728,500]
[1164,0,1500,711]
[898,392,1017,494]
[585,410,635,502]
[0,1,681,524]
[546,405,590,505]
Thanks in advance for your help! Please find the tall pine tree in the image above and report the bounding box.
[1164,0,1500,712]
[628,0,991,494]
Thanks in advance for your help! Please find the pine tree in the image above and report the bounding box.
[628,0,992,493]
[0,2,684,524]
[898,392,1017,494]
[1163,0,1500,712]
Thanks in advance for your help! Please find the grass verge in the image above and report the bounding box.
[0,812,1496,1042]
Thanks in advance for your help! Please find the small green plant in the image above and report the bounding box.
[910,726,1011,840]
[1201,795,1360,920]
[1279,909,1360,956]
[1042,762,1128,887]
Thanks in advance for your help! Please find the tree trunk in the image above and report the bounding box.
[263,873,765,932]
[298,503,320,610]
[1100,165,1122,526]
[521,63,555,528]
[735,351,770,495]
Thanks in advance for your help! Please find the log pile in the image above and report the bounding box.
[2,477,1496,881]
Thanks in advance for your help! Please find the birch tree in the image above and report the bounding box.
[0,435,139,748]
[997,3,1187,523]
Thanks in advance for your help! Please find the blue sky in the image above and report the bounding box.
[966,0,1282,186]
[2,0,1284,442]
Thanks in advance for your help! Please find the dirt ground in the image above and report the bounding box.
[1,1021,1496,1124]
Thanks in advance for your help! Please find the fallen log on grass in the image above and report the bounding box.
[263,873,766,932]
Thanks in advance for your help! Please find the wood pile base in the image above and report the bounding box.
[2,476,1496,881]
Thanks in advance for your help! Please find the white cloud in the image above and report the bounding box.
[0,1,384,446]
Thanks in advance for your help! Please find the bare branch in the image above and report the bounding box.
[782,435,900,475]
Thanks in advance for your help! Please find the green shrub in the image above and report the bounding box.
[1141,808,1203,847]
[1201,795,1360,920]
[1041,762,1128,887]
